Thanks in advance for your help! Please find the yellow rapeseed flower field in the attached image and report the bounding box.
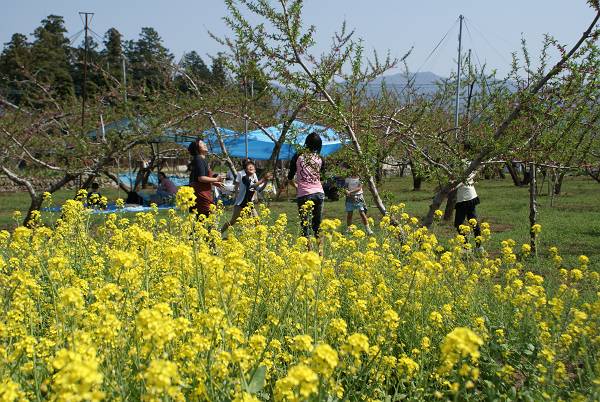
[0,187,598,401]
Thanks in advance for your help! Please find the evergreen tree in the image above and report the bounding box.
[126,27,173,91]
[177,51,212,92]
[237,52,269,99]
[103,28,124,81]
[30,15,75,100]
[210,54,228,88]
[0,33,31,104]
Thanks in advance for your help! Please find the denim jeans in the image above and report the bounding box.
[297,192,325,238]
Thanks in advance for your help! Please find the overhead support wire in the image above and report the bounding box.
[464,17,513,66]
[415,18,459,74]
[68,29,84,45]
[396,18,458,95]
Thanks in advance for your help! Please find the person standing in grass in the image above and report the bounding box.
[454,169,483,250]
[288,132,325,238]
[188,139,223,217]
[344,173,374,235]
[221,160,272,234]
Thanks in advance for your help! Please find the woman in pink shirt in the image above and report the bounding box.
[287,133,325,237]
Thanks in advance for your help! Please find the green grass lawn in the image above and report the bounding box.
[1,175,598,270]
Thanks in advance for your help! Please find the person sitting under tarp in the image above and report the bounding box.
[149,172,178,205]
[124,173,179,207]
[86,182,107,208]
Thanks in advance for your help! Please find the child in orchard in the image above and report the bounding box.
[344,173,374,235]
[288,132,325,238]
[454,168,483,251]
[221,161,272,234]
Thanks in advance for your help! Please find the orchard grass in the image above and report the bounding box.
[0,175,597,272]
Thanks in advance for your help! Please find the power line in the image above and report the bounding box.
[391,18,459,96]
[68,29,84,45]
[415,18,459,74]
[464,17,512,66]
[89,28,105,43]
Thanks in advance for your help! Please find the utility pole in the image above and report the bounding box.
[122,56,127,102]
[242,53,249,159]
[79,12,94,133]
[454,14,464,134]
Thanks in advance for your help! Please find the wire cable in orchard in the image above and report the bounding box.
[396,18,459,95]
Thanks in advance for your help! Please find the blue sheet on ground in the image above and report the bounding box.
[42,204,175,214]
[117,173,188,188]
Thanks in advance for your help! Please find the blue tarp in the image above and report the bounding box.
[43,204,175,214]
[117,173,188,188]
[88,118,343,161]
[183,120,343,161]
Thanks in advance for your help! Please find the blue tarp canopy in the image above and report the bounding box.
[87,118,196,144]
[117,172,189,188]
[189,120,343,161]
[88,118,343,161]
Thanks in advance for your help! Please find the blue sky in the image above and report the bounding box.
[1,0,596,77]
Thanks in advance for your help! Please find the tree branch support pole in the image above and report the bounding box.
[529,162,538,256]
[454,14,464,136]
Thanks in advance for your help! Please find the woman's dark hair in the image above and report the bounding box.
[158,172,167,179]
[304,132,322,154]
[188,139,200,156]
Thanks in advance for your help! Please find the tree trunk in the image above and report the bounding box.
[483,168,492,180]
[554,171,566,195]
[423,184,452,227]
[409,160,422,191]
[266,105,304,188]
[103,170,132,193]
[206,113,238,181]
[522,164,532,186]
[496,165,506,179]
[529,162,538,256]
[538,167,547,195]
[443,189,456,222]
[412,176,422,191]
[268,137,286,189]
[550,169,557,207]
[24,195,43,227]
[19,172,77,226]
[399,163,407,177]
[81,174,98,190]
[365,175,389,217]
[586,167,600,183]
[375,155,384,184]
[506,162,522,186]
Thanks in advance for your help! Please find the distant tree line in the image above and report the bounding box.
[0,14,229,107]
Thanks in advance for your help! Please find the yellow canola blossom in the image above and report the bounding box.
[0,195,597,401]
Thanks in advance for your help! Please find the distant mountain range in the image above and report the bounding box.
[271,71,514,102]
[366,71,447,96]
[365,71,516,98]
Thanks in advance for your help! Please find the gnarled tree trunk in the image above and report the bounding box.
[506,162,523,186]
[443,189,457,222]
